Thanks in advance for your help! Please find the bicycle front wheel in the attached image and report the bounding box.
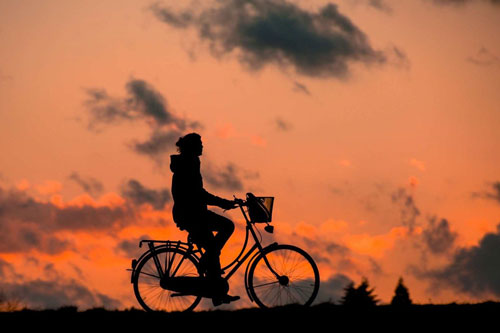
[133,247,202,312]
[248,244,320,308]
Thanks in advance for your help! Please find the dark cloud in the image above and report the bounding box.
[349,0,392,13]
[1,257,121,310]
[152,0,388,78]
[288,232,357,277]
[0,279,121,310]
[0,186,135,254]
[84,78,199,161]
[125,79,187,129]
[472,181,500,204]
[83,88,133,130]
[292,81,311,95]
[315,274,353,304]
[422,217,457,255]
[116,234,152,258]
[68,172,104,197]
[202,162,245,191]
[84,79,188,130]
[367,0,393,12]
[431,0,500,5]
[131,128,182,160]
[420,224,500,298]
[121,179,171,210]
[297,235,350,263]
[275,116,293,131]
[391,188,420,233]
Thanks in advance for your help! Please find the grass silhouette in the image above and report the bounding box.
[1,302,499,331]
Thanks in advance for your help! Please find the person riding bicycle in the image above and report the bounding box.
[170,132,240,306]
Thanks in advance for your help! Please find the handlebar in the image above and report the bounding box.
[222,196,246,212]
[233,197,246,206]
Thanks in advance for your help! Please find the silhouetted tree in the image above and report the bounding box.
[391,277,412,307]
[340,278,379,307]
[0,289,22,312]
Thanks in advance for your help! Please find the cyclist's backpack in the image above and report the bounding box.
[246,192,274,223]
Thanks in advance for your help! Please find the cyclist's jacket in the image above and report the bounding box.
[170,154,233,230]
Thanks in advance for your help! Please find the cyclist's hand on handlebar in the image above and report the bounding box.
[221,199,238,210]
[234,198,245,206]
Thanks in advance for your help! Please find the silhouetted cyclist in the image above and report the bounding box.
[170,132,240,306]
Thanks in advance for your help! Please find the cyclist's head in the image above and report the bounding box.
[176,132,203,156]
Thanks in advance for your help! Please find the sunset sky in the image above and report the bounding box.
[1,0,500,310]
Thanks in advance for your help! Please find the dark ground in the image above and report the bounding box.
[2,302,499,331]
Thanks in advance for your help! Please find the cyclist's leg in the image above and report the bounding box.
[205,210,235,252]
[187,224,222,277]
[204,211,239,305]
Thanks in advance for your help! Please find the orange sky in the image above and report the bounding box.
[1,0,500,310]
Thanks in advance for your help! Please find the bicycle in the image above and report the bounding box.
[129,193,320,312]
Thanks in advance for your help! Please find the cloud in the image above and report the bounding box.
[298,235,351,264]
[0,279,121,310]
[131,128,182,161]
[430,0,500,6]
[315,274,353,304]
[116,234,152,258]
[348,0,393,13]
[275,116,293,131]
[421,217,457,255]
[151,0,388,78]
[0,258,17,279]
[367,0,393,12]
[83,88,132,130]
[391,188,421,233]
[124,79,189,129]
[121,179,171,210]
[472,181,500,204]
[0,257,122,310]
[202,162,245,191]
[84,79,189,130]
[84,78,199,161]
[0,186,135,254]
[421,224,500,298]
[35,180,62,195]
[68,172,104,197]
[292,81,311,95]
[467,47,500,66]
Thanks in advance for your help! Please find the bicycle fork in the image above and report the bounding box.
[259,244,289,286]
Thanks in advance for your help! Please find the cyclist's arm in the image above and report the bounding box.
[202,189,235,209]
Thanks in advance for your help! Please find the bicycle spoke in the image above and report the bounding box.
[138,271,161,279]
[253,280,280,288]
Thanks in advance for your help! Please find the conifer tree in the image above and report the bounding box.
[391,277,412,307]
[341,278,379,307]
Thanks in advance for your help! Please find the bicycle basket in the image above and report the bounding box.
[246,192,274,223]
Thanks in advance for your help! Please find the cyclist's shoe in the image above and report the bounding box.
[212,294,240,307]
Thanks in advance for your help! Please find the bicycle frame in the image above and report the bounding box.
[224,202,280,280]
[130,201,281,301]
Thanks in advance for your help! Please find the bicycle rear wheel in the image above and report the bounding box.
[133,247,202,312]
[247,244,320,308]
